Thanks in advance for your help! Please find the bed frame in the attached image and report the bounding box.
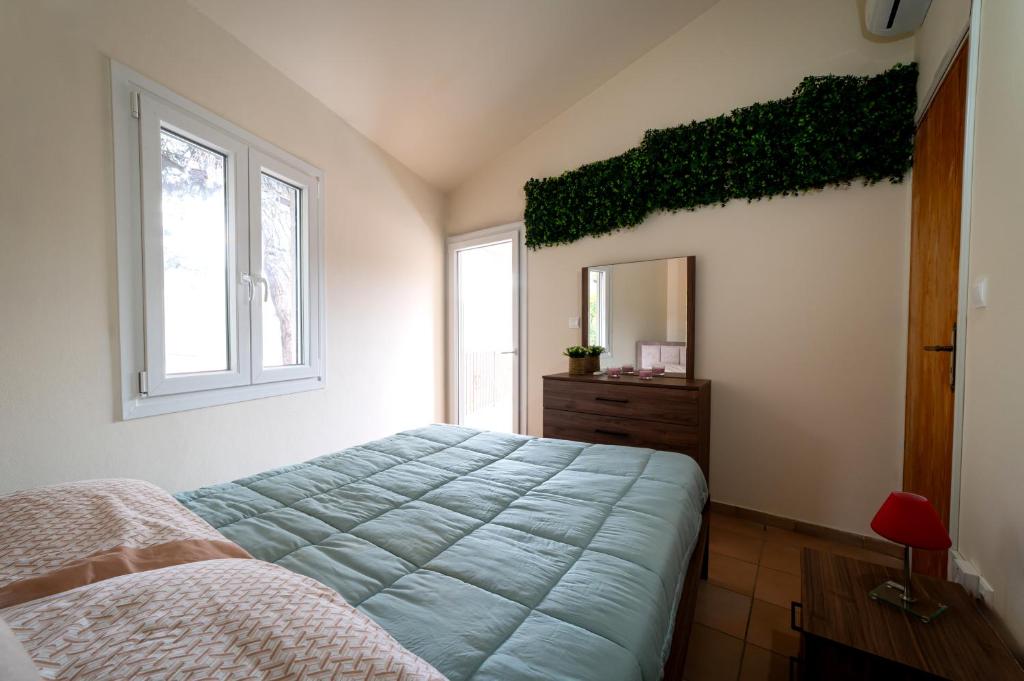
[663,500,710,680]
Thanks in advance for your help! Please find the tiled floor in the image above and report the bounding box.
[683,512,902,681]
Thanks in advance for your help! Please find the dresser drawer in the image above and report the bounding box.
[544,378,698,425]
[544,408,698,453]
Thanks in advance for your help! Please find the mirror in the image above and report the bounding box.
[581,255,695,377]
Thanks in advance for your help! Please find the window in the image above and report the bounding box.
[112,62,324,418]
[587,267,610,351]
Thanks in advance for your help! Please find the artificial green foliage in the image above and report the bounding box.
[523,63,918,249]
[563,345,588,358]
[585,345,605,357]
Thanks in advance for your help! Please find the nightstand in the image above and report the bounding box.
[791,548,1024,680]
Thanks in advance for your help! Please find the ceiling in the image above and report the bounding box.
[188,0,719,191]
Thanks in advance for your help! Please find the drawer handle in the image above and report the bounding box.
[790,601,803,633]
[595,396,630,404]
[594,428,629,438]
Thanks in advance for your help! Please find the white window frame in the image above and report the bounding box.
[112,61,325,419]
[249,150,321,385]
[588,266,611,354]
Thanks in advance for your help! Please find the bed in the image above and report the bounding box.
[177,424,709,681]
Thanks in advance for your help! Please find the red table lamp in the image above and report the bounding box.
[869,491,952,622]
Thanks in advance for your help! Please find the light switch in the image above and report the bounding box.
[568,316,580,329]
[970,277,988,309]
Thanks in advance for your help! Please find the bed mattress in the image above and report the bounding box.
[177,424,707,681]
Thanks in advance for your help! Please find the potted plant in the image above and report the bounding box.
[564,345,589,375]
[585,345,605,373]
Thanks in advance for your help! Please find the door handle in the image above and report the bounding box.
[499,350,517,355]
[923,323,957,391]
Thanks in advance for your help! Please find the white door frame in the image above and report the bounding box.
[948,1,982,551]
[447,222,527,434]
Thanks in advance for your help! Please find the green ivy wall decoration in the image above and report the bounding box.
[523,63,918,249]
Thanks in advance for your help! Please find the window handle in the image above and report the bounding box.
[240,273,255,302]
[255,276,269,303]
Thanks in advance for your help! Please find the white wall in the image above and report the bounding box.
[665,257,689,343]
[913,0,971,112]
[957,0,1024,651]
[448,0,913,535]
[0,0,445,495]
[605,260,668,368]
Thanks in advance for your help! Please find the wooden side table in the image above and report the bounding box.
[792,549,1024,680]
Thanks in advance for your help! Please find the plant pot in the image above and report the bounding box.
[585,355,600,373]
[568,357,589,375]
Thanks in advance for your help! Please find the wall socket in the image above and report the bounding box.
[950,551,995,605]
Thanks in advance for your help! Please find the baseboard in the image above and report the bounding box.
[710,501,903,559]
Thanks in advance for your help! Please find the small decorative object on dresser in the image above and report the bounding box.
[563,345,589,375]
[585,345,604,374]
[792,549,1024,681]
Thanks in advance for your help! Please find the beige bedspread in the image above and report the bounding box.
[0,478,448,680]
[0,479,248,607]
[2,558,447,681]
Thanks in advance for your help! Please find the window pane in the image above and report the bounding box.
[260,173,301,367]
[159,130,229,374]
[457,241,514,432]
[588,271,602,346]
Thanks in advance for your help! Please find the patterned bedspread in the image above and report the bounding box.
[2,559,445,681]
[0,478,446,681]
[0,478,231,590]
[178,424,708,681]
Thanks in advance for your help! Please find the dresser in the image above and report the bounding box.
[542,373,711,486]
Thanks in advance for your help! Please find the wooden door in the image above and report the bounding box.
[903,43,968,578]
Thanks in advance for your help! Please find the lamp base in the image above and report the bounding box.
[869,580,948,622]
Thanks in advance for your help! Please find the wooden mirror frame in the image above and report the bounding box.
[580,255,696,378]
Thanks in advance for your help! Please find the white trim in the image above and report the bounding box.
[111,60,326,420]
[446,223,527,434]
[124,377,325,419]
[948,0,982,549]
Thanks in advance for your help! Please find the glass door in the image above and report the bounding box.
[448,228,521,433]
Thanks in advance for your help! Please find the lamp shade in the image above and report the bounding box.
[871,492,952,550]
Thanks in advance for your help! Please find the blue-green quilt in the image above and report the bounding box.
[177,425,706,681]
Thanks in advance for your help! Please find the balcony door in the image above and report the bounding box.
[447,225,524,433]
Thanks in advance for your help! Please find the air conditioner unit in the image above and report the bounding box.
[865,0,932,37]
